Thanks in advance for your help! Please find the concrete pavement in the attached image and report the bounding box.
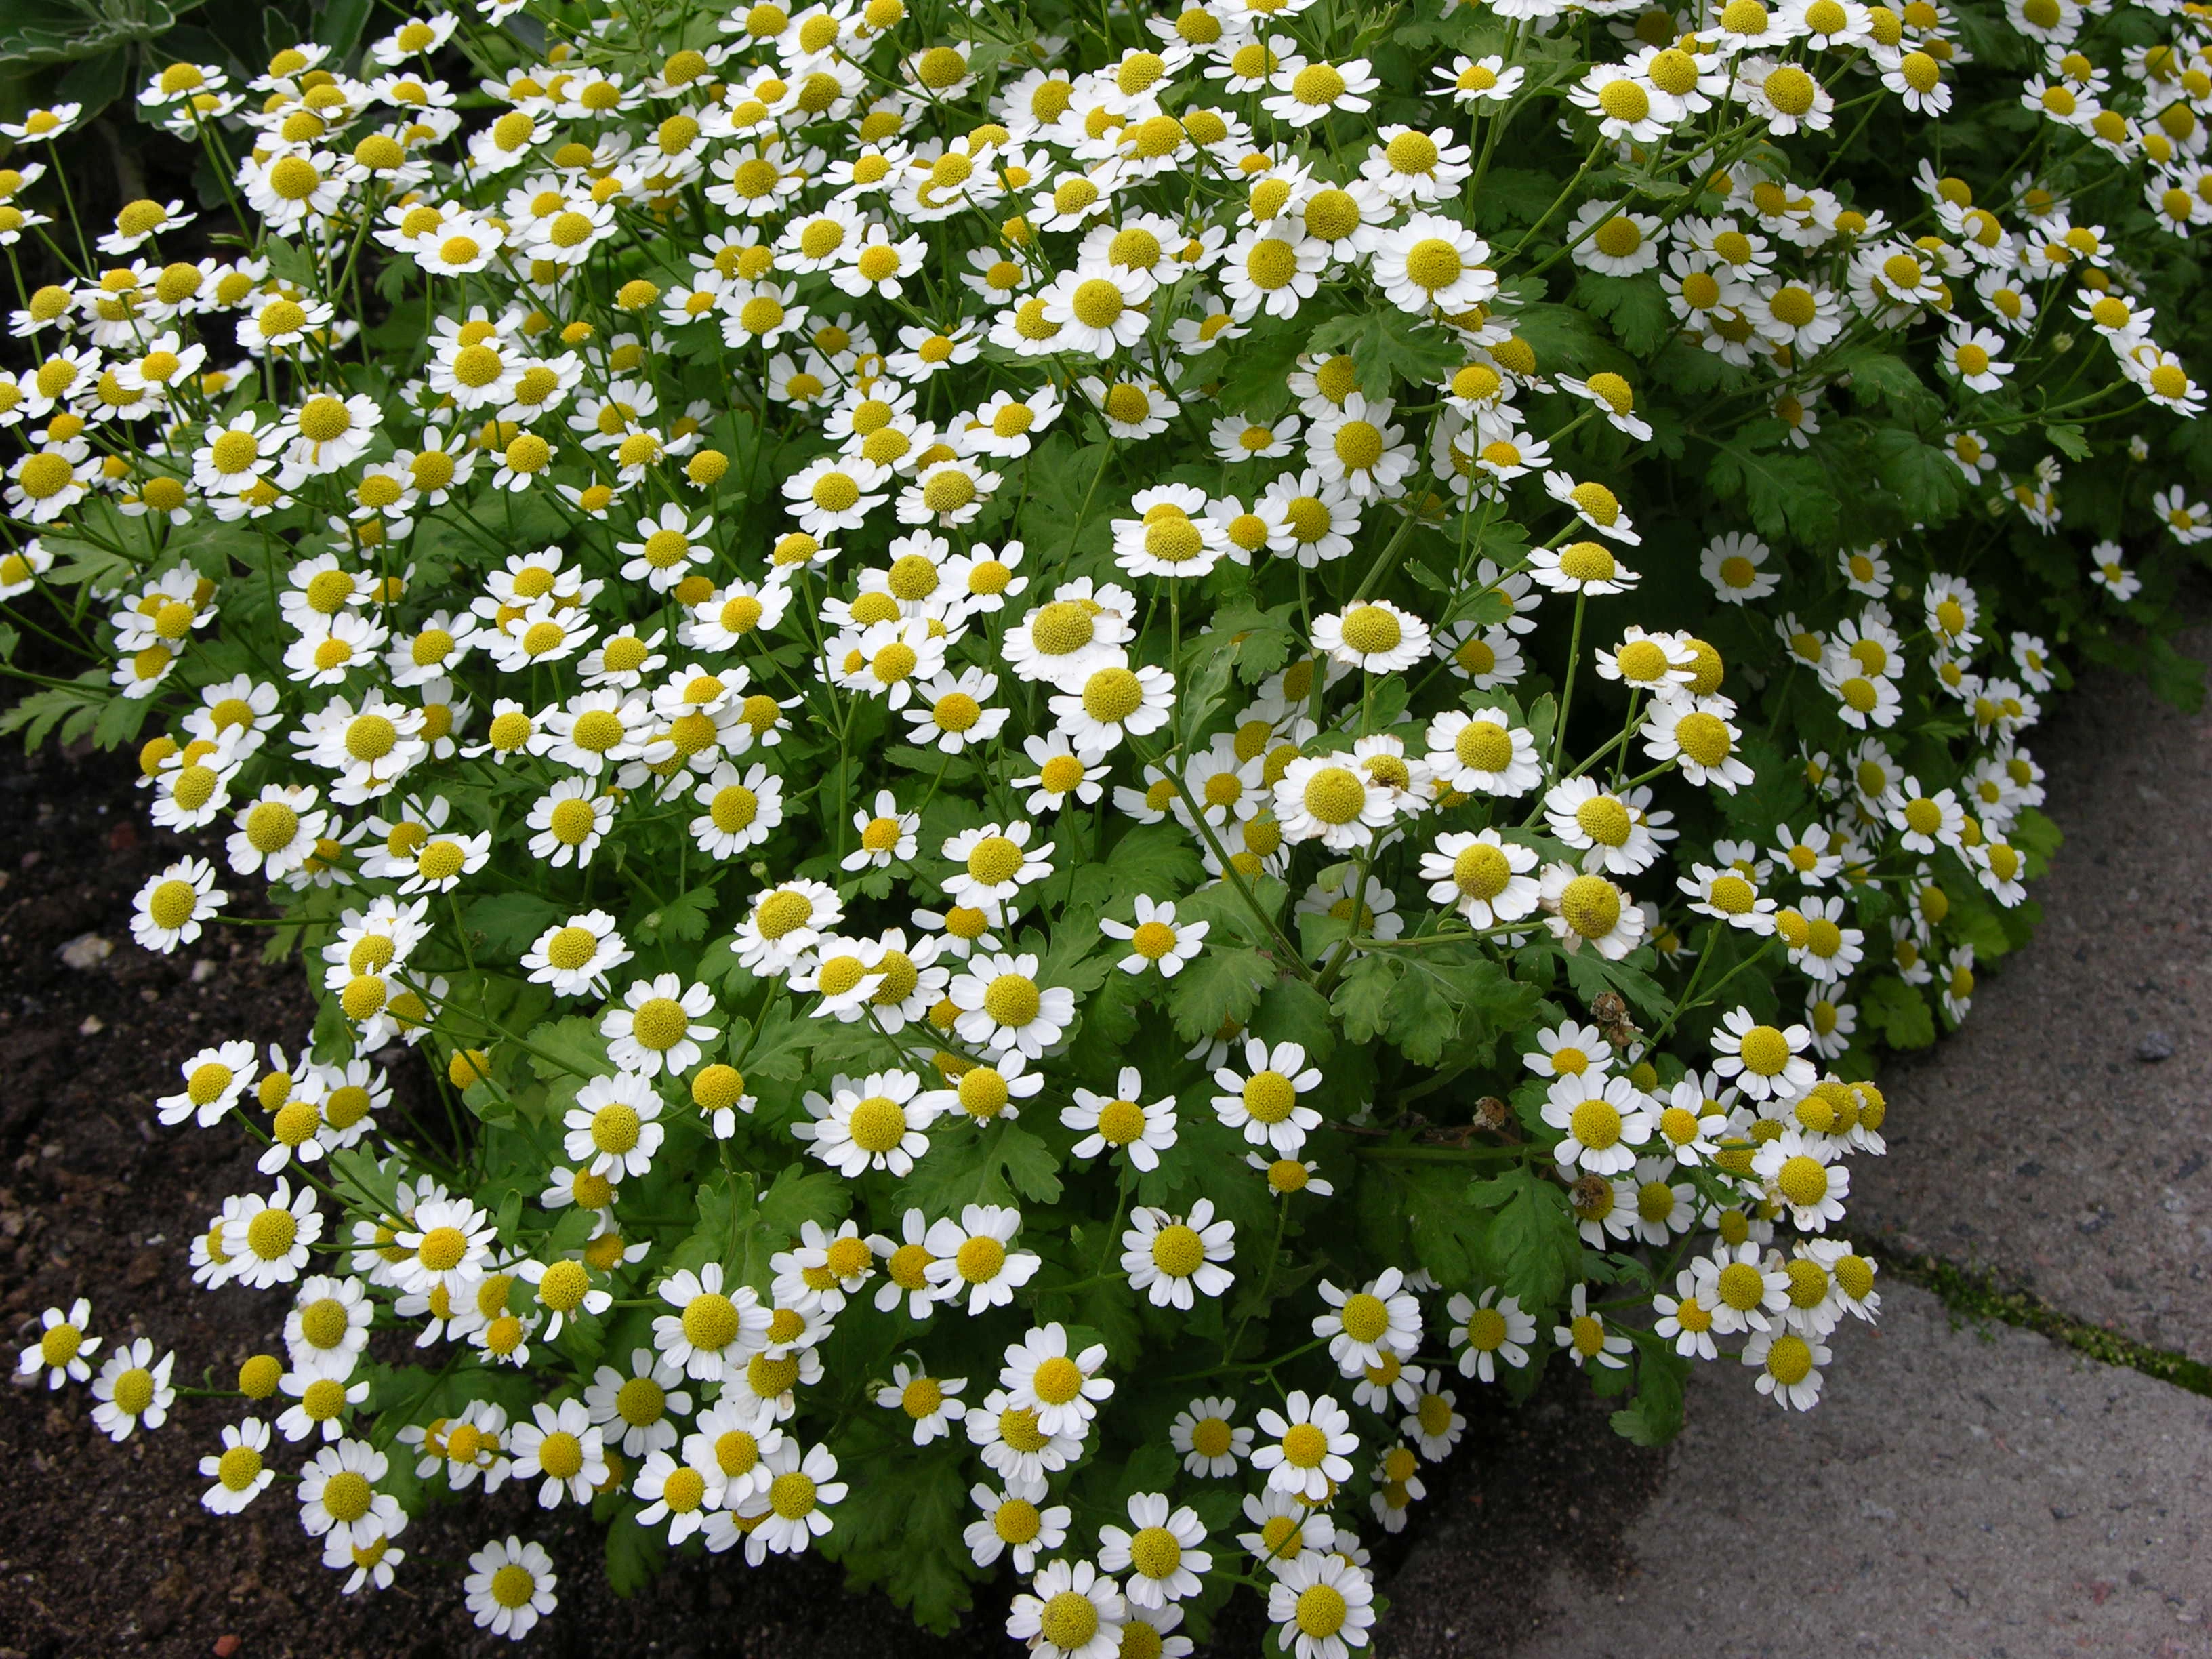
[1380,637,2212,1654]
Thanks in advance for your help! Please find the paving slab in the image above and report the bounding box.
[1439,1284,2212,1658]
[1849,632,2212,1359]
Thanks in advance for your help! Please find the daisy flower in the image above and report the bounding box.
[1371,213,1497,314]
[1048,661,1176,752]
[948,951,1076,1057]
[601,975,718,1077]
[1446,1289,1536,1382]
[1425,708,1543,796]
[1555,1284,1634,1371]
[201,1418,276,1514]
[1251,1391,1358,1501]
[1643,696,1755,790]
[1099,896,1209,977]
[795,1069,938,1177]
[1754,1128,1852,1230]
[1274,754,1393,851]
[464,1536,558,1640]
[966,1483,1070,1572]
[222,1180,323,1288]
[1212,1038,1325,1156]
[562,1073,666,1181]
[876,1357,968,1446]
[1710,1006,1816,1100]
[924,1204,1041,1314]
[1099,1492,1214,1608]
[1008,1558,1126,1659]
[1313,1269,1422,1375]
[157,1038,258,1128]
[998,1324,1114,1438]
[1313,600,1429,672]
[1542,1073,1656,1175]
[89,1340,175,1439]
[1123,1201,1237,1309]
[1063,1069,1179,1170]
[18,1297,98,1388]
[1541,865,1647,960]
[1700,531,1777,602]
[1527,539,1638,595]
[1171,1397,1253,1478]
[1743,1328,1830,1410]
[523,911,634,998]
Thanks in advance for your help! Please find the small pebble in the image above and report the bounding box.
[2136,1029,2175,1063]
[77,1015,104,1037]
[56,932,110,970]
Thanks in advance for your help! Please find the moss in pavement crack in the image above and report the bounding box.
[1870,1246,2212,1399]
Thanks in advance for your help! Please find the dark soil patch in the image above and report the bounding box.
[0,737,1666,1658]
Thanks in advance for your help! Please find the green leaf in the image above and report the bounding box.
[1866,427,1965,526]
[1208,598,1302,685]
[0,678,104,751]
[1859,977,1935,1050]
[1471,167,1568,228]
[2009,806,2062,876]
[1399,1164,1489,1290]
[1835,348,1940,419]
[2147,633,2206,713]
[602,1508,666,1597]
[262,234,319,283]
[1143,1109,1278,1246]
[90,689,152,750]
[1017,435,1116,568]
[1161,943,1273,1043]
[1510,303,1629,381]
[1717,735,1815,845]
[1210,321,1316,422]
[1561,946,1671,1022]
[899,1118,1063,1212]
[0,0,193,67]
[633,883,718,944]
[1708,441,1840,548]
[523,1015,611,1080]
[1307,308,1464,395]
[663,1172,748,1279]
[316,0,377,58]
[815,1438,977,1634]
[733,995,815,1082]
[462,893,565,960]
[1176,628,1240,750]
[1440,951,1549,1065]
[2042,422,2091,461]
[1611,1346,1689,1445]
[1571,271,1675,357]
[884,743,979,783]
[1382,966,1458,1067]
[1469,1170,1581,1309]
[1065,970,1143,1074]
[754,1162,851,1242]
[1252,976,1335,1065]
[1329,954,1399,1045]
[1067,820,1207,918]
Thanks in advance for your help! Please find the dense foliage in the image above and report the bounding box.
[2,0,2207,1647]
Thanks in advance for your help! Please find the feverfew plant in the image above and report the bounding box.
[1,0,2207,1643]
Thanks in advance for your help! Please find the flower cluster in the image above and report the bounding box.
[2,0,2205,1643]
